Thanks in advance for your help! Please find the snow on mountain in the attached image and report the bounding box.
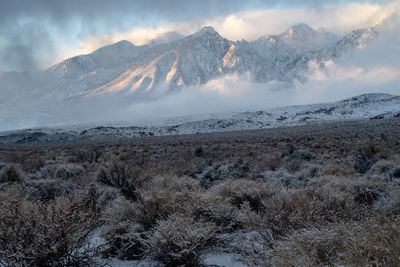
[323,27,378,60]
[1,93,399,143]
[252,23,339,81]
[0,18,396,132]
[0,22,382,101]
[82,26,233,97]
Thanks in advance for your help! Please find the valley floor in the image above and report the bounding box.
[1,118,400,266]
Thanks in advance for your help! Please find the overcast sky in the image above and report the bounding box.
[0,0,397,72]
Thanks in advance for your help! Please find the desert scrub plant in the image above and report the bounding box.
[145,213,217,266]
[210,179,282,213]
[353,144,380,174]
[193,193,238,230]
[100,198,146,260]
[0,165,25,184]
[54,163,85,180]
[258,156,282,171]
[133,176,201,229]
[100,222,145,260]
[236,184,359,239]
[271,214,400,267]
[26,179,76,202]
[323,162,355,176]
[71,148,103,163]
[0,189,102,266]
[98,161,139,200]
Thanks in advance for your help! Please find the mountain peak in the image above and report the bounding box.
[114,40,135,47]
[199,26,218,34]
[286,23,315,36]
[191,26,221,38]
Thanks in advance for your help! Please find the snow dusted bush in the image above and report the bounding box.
[38,163,85,181]
[54,163,85,180]
[71,148,103,163]
[133,176,201,229]
[0,165,25,184]
[375,188,400,214]
[323,162,355,176]
[26,179,76,202]
[194,193,238,230]
[97,161,140,200]
[353,144,379,174]
[101,222,145,260]
[101,197,146,260]
[296,164,321,181]
[145,214,217,266]
[238,184,357,239]
[210,179,281,212]
[271,214,400,266]
[0,189,101,266]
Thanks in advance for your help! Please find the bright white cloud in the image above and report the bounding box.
[60,0,400,60]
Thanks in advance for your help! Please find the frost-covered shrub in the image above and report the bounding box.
[98,161,139,200]
[375,188,400,215]
[194,193,238,230]
[323,163,355,176]
[54,163,85,180]
[101,222,145,260]
[101,198,145,260]
[39,163,85,181]
[26,179,75,202]
[271,215,400,267]
[353,145,379,174]
[145,214,217,266]
[283,159,302,173]
[71,148,102,163]
[21,157,45,173]
[210,179,281,212]
[236,185,356,238]
[0,165,25,184]
[367,159,396,179]
[194,161,255,188]
[352,184,380,205]
[0,189,101,266]
[260,156,282,171]
[133,176,201,229]
[296,164,322,182]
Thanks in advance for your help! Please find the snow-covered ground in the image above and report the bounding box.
[0,93,399,144]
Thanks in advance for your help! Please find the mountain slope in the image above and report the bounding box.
[0,22,381,101]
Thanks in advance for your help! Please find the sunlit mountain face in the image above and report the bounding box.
[0,1,400,130]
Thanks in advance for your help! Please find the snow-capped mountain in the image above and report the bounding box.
[0,22,381,100]
[0,14,398,132]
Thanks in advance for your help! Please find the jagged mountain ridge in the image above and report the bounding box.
[0,22,381,101]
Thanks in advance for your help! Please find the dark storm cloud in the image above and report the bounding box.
[0,0,386,71]
[0,21,55,71]
[0,0,265,25]
[0,0,266,71]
